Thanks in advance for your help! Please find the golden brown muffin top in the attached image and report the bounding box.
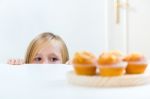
[109,50,124,57]
[123,53,145,62]
[72,51,96,64]
[98,52,120,65]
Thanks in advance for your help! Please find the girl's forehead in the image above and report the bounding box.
[37,42,62,55]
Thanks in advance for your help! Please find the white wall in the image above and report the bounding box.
[0,0,108,63]
[127,0,150,59]
[107,0,128,53]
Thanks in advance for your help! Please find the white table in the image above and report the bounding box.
[0,64,150,99]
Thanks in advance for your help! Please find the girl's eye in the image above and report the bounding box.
[50,57,58,62]
[34,57,42,62]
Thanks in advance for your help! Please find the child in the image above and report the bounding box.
[7,32,69,64]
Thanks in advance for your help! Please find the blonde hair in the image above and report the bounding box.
[25,32,69,64]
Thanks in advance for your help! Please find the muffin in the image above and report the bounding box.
[72,51,97,76]
[98,52,127,76]
[123,53,148,74]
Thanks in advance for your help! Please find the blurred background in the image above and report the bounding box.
[0,0,150,63]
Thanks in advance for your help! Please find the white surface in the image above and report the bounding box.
[0,64,150,99]
[0,0,108,62]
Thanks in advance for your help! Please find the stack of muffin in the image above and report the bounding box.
[72,50,148,77]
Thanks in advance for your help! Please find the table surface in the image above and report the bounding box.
[0,64,150,99]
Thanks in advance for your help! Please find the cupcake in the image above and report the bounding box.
[72,51,97,76]
[123,53,148,74]
[98,52,127,76]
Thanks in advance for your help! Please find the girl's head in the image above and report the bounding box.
[25,32,69,64]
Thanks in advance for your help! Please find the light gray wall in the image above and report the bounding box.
[0,0,108,63]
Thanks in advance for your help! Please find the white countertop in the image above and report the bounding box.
[0,64,150,99]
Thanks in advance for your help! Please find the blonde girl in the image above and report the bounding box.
[7,32,69,64]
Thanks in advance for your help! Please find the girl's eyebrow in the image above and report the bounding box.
[35,53,42,56]
[48,53,61,58]
[48,53,58,56]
